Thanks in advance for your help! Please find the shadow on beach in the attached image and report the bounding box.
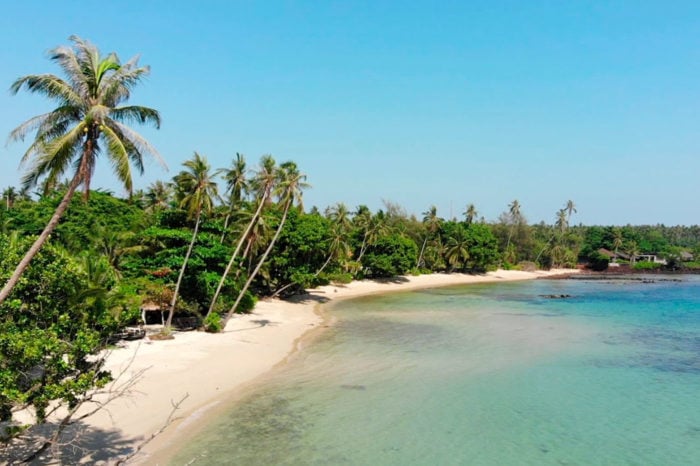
[2,420,139,465]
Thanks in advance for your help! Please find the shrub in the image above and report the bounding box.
[633,261,663,271]
[588,252,609,271]
[203,313,223,333]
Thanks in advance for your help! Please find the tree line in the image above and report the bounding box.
[2,36,699,462]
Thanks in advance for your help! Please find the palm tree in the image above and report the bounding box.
[224,161,308,323]
[417,205,440,267]
[218,153,248,243]
[626,240,639,266]
[145,180,173,211]
[463,203,477,225]
[325,202,352,232]
[0,36,162,304]
[555,209,568,235]
[504,199,521,263]
[612,228,624,256]
[206,155,277,318]
[3,187,17,210]
[445,229,470,270]
[565,200,577,223]
[166,153,218,328]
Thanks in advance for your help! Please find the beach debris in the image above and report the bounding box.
[340,384,367,391]
[539,294,573,299]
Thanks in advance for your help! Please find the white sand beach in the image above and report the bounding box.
[86,269,575,464]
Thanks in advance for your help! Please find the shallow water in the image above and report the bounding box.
[170,276,700,465]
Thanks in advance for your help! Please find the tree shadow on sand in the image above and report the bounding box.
[2,420,140,465]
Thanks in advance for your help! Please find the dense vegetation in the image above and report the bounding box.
[2,37,699,461]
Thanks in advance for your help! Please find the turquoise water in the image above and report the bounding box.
[171,276,700,465]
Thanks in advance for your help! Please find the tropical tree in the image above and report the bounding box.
[218,153,248,243]
[166,153,218,328]
[224,161,308,323]
[0,36,161,304]
[417,205,441,267]
[565,200,577,223]
[463,203,477,225]
[3,187,17,210]
[145,180,173,212]
[207,155,276,318]
[445,228,470,270]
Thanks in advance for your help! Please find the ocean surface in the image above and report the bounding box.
[170,275,700,465]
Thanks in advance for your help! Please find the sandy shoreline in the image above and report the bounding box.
[85,269,575,464]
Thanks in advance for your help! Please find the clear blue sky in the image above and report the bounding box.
[1,1,699,225]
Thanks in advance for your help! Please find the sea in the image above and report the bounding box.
[169,275,700,465]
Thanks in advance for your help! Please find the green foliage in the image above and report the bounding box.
[588,251,610,271]
[633,261,663,271]
[203,313,223,333]
[267,209,332,292]
[362,234,418,278]
[0,236,115,424]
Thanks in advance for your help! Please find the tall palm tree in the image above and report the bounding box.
[3,187,17,210]
[218,153,248,243]
[504,199,522,262]
[463,203,477,225]
[0,36,162,304]
[565,200,577,223]
[206,155,277,318]
[325,202,352,232]
[224,161,308,323]
[445,229,470,270]
[145,180,173,211]
[166,153,218,328]
[417,205,440,267]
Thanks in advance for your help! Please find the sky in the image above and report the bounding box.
[1,1,699,225]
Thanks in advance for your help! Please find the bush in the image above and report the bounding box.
[633,261,663,271]
[203,313,223,333]
[362,234,418,278]
[588,252,609,271]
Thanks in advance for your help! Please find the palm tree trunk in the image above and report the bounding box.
[220,210,233,244]
[417,236,428,267]
[206,196,266,319]
[224,201,290,324]
[166,209,201,328]
[0,173,83,304]
[357,231,369,262]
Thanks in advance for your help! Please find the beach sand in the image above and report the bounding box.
[83,269,575,464]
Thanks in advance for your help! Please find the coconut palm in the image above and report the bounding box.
[417,206,441,267]
[565,200,577,223]
[3,187,17,210]
[612,228,624,256]
[445,229,470,270]
[503,199,523,264]
[224,161,308,323]
[325,202,352,232]
[206,155,277,318]
[145,180,173,211]
[463,203,477,225]
[165,153,218,328]
[218,153,248,243]
[0,36,162,304]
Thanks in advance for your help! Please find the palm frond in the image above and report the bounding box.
[101,124,133,193]
[110,105,160,128]
[10,74,83,107]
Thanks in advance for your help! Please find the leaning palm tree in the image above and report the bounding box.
[206,155,277,318]
[223,161,308,323]
[417,205,440,267]
[165,153,218,328]
[565,200,577,223]
[0,36,162,304]
[218,153,249,243]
